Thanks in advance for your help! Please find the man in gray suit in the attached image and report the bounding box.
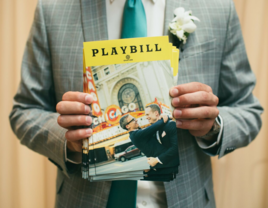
[9,0,263,207]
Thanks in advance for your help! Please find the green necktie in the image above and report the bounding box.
[106,1,147,208]
[121,0,147,38]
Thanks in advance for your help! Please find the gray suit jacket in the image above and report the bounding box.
[9,0,263,207]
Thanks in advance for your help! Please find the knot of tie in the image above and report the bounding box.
[121,0,147,38]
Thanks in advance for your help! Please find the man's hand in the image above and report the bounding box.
[159,114,168,123]
[56,92,93,152]
[169,82,219,139]
[147,157,159,167]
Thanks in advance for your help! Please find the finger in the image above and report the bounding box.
[176,118,215,132]
[56,101,91,115]
[169,82,213,97]
[65,128,93,141]
[57,115,92,128]
[62,91,93,104]
[171,91,219,107]
[173,106,219,119]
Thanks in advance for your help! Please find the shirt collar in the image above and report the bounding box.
[110,0,157,4]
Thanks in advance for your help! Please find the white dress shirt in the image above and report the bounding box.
[106,0,165,39]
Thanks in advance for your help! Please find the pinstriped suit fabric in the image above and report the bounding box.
[9,0,263,207]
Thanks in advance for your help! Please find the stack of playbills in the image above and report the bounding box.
[82,36,180,182]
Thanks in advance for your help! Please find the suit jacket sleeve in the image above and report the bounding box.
[157,121,179,165]
[132,119,166,140]
[215,0,263,158]
[8,1,73,177]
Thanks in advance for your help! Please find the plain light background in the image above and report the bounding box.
[0,0,267,207]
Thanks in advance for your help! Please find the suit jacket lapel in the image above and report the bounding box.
[80,0,188,41]
[80,0,108,42]
[159,129,164,144]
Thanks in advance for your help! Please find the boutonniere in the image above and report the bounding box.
[169,7,200,49]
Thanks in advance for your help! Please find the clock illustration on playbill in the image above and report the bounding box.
[118,83,144,111]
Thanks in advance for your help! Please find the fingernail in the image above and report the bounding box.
[85,105,90,113]
[174,110,182,117]
[176,120,182,126]
[85,95,91,103]
[172,89,179,96]
[85,128,92,135]
[86,116,91,124]
[173,98,180,105]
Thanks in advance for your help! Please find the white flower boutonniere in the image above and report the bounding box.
[169,7,200,47]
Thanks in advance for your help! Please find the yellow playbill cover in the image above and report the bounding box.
[82,36,180,182]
